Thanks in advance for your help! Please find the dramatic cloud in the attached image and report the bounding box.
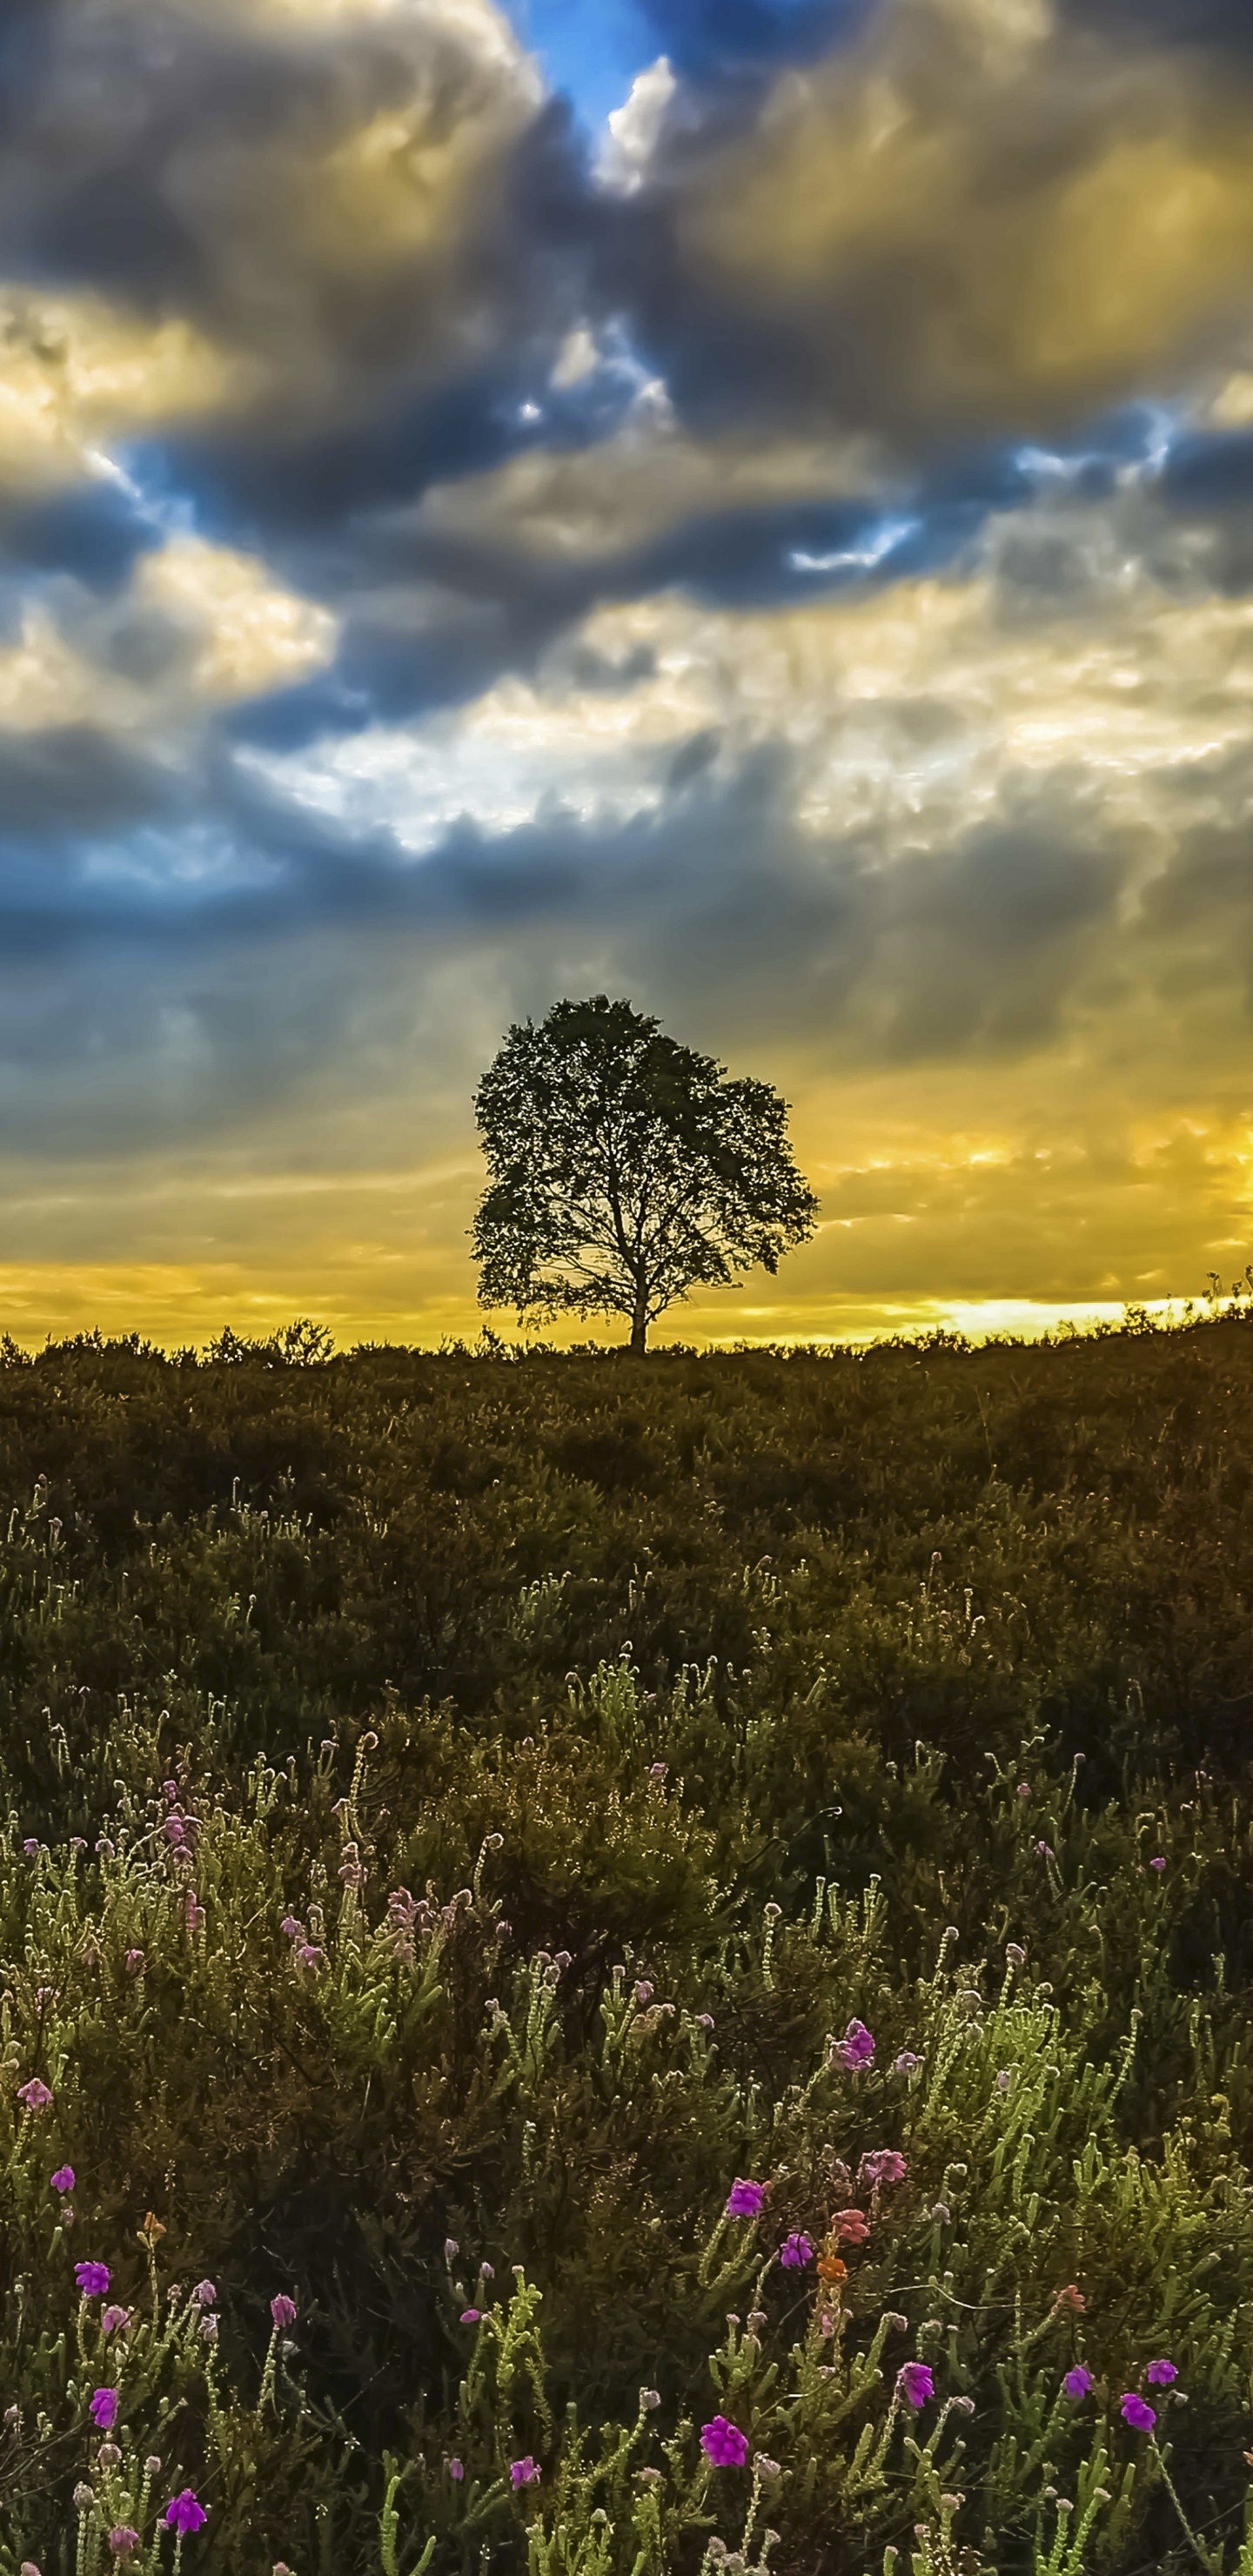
[3,0,1253,1343]
[630,0,1253,443]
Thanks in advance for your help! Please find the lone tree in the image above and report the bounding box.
[471,995,819,1353]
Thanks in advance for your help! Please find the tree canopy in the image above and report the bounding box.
[471,995,819,1351]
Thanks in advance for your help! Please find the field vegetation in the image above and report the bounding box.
[4,1313,1253,2573]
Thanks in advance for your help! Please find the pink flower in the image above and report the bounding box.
[834,2208,870,2244]
[17,2078,53,2113]
[193,2280,216,2308]
[898,2363,934,2410]
[270,2293,297,2329]
[50,2165,75,2193]
[108,2533,139,2559]
[1149,1855,1167,1871]
[860,2150,907,2187]
[75,2262,110,2298]
[509,2457,540,2488]
[832,2019,875,2070]
[1146,2358,1177,2387]
[778,2231,814,2269]
[164,2491,207,2534]
[90,2389,119,2432]
[446,2459,465,2482]
[1121,2392,1156,2432]
[459,2308,480,2324]
[1063,2366,1093,2400]
[726,2178,766,2219]
[124,1950,144,1975]
[700,2417,750,2467]
[101,2306,131,2337]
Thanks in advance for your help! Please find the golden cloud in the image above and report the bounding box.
[673,0,1253,437]
[0,292,246,496]
[0,535,337,731]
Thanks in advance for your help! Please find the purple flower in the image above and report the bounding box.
[894,2051,921,2074]
[898,2364,935,2410]
[296,1942,324,1971]
[164,2490,208,2534]
[108,2533,139,2559]
[778,2231,814,2270]
[1036,1841,1055,1860]
[17,2078,53,2113]
[193,2280,216,2308]
[1063,2366,1093,2401]
[700,2416,750,2467]
[509,2456,540,2488]
[1146,2358,1177,2387]
[270,2293,297,2329]
[446,2458,465,2482]
[75,2262,111,2298]
[101,2306,131,2336]
[124,1950,144,1975]
[860,2150,908,2187]
[90,2389,119,2432]
[459,2308,480,2324]
[726,2178,766,2219]
[50,2165,75,2194]
[832,2018,875,2070]
[1149,1855,1167,1871]
[1121,2392,1156,2432]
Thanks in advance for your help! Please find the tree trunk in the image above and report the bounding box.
[629,1284,648,1355]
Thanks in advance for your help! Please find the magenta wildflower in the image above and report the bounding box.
[270,2292,297,2329]
[90,2389,119,2432]
[296,1942,324,1971]
[101,2305,131,2336]
[124,1949,144,1975]
[832,2018,875,2070]
[509,2457,540,2488]
[50,2165,75,2194]
[108,2533,139,2559]
[1063,2366,1093,2400]
[894,2051,921,2074]
[861,2149,908,2187]
[17,2078,53,2113]
[75,2262,110,2298]
[446,2458,465,2482]
[164,2490,208,2534]
[193,2280,216,2308]
[700,2416,750,2467]
[1121,2392,1156,2432]
[726,2178,766,2219]
[459,2308,480,2324]
[898,2363,935,2409]
[1149,1855,1167,1871]
[1036,1841,1055,1860]
[778,2231,814,2269]
[1146,2358,1177,2387]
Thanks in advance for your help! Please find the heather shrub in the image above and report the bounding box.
[3,1321,1253,2567]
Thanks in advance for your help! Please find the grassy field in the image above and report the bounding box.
[4,1316,1253,2573]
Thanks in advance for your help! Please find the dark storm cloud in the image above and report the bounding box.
[635,0,868,81]
[0,0,574,435]
[0,689,1133,1157]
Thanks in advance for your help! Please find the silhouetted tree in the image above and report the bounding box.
[471,996,819,1352]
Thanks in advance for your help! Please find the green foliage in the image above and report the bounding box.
[470,996,818,1351]
[3,1318,1253,2566]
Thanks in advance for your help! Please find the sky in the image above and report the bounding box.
[4,0,1253,1349]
